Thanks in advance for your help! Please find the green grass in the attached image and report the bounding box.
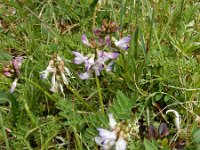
[0,0,200,149]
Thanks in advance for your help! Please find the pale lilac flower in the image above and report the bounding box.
[114,36,131,50]
[78,72,91,80]
[85,54,95,71]
[73,50,118,79]
[12,56,23,76]
[82,34,92,47]
[72,51,88,64]
[97,50,119,62]
[92,61,104,76]
[10,78,19,93]
[98,38,104,46]
[2,56,23,93]
[95,130,117,150]
[105,35,111,47]
[94,113,127,150]
[106,62,114,72]
[3,71,12,77]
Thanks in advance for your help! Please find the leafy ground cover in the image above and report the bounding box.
[0,0,200,149]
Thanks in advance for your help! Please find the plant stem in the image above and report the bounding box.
[0,112,10,150]
[72,126,83,150]
[21,77,57,102]
[95,74,105,114]
[22,98,37,126]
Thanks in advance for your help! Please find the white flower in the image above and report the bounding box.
[166,109,181,132]
[94,113,127,150]
[10,78,19,93]
[78,72,91,80]
[40,55,72,94]
[114,36,131,50]
[50,72,58,92]
[108,113,117,129]
[115,137,126,150]
[95,129,117,150]
[40,60,56,79]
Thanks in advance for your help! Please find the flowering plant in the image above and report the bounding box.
[95,113,129,150]
[40,54,72,94]
[2,56,23,93]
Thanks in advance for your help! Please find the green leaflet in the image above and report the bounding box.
[108,90,136,120]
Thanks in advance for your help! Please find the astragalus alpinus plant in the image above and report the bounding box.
[0,1,199,150]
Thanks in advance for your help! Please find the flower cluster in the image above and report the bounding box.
[73,20,131,80]
[82,20,131,50]
[2,56,23,93]
[40,54,72,94]
[93,20,119,47]
[73,50,118,80]
[94,113,129,150]
[94,19,120,36]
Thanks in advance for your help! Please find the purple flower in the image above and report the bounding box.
[94,114,127,150]
[98,38,104,47]
[97,50,119,62]
[92,61,104,76]
[105,35,111,47]
[72,51,88,64]
[93,28,102,36]
[73,50,118,79]
[84,54,95,71]
[2,56,23,93]
[106,62,114,72]
[3,71,12,77]
[81,34,92,47]
[12,56,23,76]
[78,72,91,80]
[114,36,131,50]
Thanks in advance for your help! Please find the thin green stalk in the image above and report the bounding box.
[120,0,124,31]
[0,112,10,150]
[21,98,37,126]
[144,0,164,59]
[67,86,94,112]
[21,77,57,102]
[72,126,83,150]
[95,74,105,114]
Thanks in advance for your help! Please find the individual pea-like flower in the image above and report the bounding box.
[94,113,129,150]
[73,50,118,80]
[166,109,181,132]
[81,34,93,48]
[81,34,106,48]
[40,54,72,94]
[113,36,131,50]
[2,56,23,93]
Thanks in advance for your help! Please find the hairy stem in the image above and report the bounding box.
[95,74,105,114]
